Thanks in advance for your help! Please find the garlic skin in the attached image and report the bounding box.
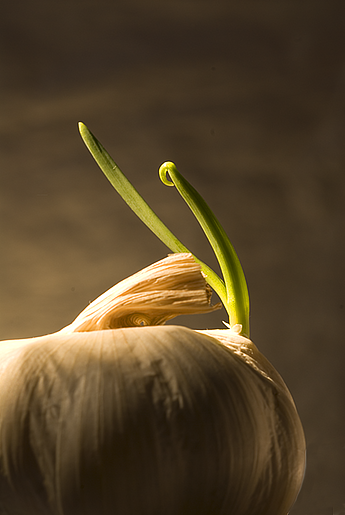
[0,254,305,515]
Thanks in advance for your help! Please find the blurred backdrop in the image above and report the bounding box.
[1,0,344,512]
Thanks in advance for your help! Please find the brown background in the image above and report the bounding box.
[1,1,344,513]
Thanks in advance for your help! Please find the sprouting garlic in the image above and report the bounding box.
[0,253,305,515]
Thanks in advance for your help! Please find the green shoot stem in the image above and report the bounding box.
[78,122,250,336]
[159,162,249,336]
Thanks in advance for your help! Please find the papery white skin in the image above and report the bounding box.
[0,255,305,515]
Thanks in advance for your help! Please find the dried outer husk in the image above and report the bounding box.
[62,253,221,332]
[0,254,306,515]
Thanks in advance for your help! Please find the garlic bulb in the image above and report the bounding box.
[0,254,305,515]
[0,123,306,514]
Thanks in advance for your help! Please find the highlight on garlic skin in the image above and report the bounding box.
[0,124,306,515]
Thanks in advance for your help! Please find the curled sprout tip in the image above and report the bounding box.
[159,162,176,186]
